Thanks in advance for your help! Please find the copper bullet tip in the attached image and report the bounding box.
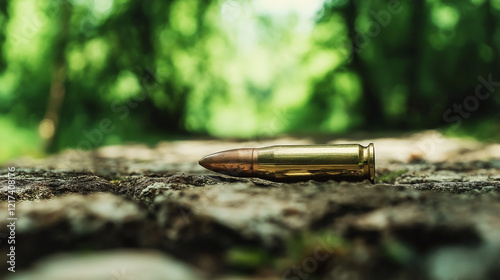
[199,148,256,177]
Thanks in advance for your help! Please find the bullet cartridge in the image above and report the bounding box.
[199,144,375,183]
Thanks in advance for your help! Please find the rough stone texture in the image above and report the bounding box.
[0,193,152,271]
[0,171,114,200]
[1,131,500,280]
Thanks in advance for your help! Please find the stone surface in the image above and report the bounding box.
[6,250,201,280]
[1,131,500,279]
[0,171,114,200]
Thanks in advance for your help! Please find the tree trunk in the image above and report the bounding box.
[343,0,385,130]
[406,0,425,128]
[40,2,71,153]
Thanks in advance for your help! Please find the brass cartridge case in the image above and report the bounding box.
[256,144,375,182]
[199,143,375,183]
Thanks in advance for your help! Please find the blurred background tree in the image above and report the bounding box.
[0,0,499,163]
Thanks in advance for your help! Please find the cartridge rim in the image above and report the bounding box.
[369,143,375,183]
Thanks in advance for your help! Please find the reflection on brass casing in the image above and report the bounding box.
[255,144,375,183]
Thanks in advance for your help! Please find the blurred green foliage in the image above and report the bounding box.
[226,245,274,271]
[377,169,408,184]
[0,0,499,162]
